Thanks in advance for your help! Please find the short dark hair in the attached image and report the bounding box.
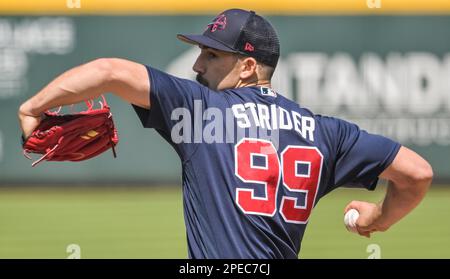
[237,54,276,80]
[261,64,275,79]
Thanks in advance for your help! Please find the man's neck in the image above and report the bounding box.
[236,79,272,89]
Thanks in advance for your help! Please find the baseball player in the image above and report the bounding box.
[18,9,433,258]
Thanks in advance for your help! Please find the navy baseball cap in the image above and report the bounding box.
[177,9,280,68]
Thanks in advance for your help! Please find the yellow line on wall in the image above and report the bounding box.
[1,0,450,15]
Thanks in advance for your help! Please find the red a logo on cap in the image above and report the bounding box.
[207,14,227,32]
[245,43,255,52]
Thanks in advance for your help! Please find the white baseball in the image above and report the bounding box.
[344,209,360,233]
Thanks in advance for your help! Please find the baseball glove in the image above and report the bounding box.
[22,95,119,167]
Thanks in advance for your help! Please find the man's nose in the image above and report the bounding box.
[192,56,205,74]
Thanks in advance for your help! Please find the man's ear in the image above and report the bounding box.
[239,57,258,80]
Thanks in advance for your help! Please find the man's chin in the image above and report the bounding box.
[196,75,210,88]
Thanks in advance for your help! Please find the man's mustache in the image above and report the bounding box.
[196,74,209,87]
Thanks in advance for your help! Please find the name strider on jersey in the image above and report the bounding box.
[231,102,315,142]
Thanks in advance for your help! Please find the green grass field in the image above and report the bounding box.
[0,185,449,258]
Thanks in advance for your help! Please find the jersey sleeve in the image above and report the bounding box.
[131,65,212,160]
[323,117,401,192]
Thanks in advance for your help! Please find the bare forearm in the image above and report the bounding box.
[374,146,433,231]
[19,59,111,116]
[376,179,429,230]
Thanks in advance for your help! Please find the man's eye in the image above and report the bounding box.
[207,52,217,59]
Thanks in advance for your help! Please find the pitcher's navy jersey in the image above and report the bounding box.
[133,65,401,259]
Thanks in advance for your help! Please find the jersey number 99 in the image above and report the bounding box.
[235,138,323,224]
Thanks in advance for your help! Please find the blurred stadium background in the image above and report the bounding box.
[0,0,449,258]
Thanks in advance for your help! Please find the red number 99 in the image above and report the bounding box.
[235,138,323,224]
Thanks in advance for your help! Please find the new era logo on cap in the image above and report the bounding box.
[177,8,280,68]
[244,42,254,52]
